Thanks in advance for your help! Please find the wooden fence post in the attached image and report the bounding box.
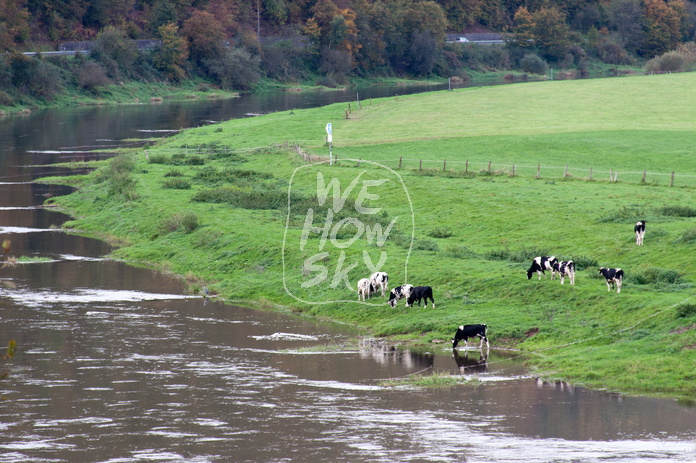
[642,170,647,183]
[564,163,568,177]
[348,103,351,112]
[399,156,402,169]
[671,171,675,186]
[465,160,468,173]
[512,164,516,176]
[345,110,349,119]
[357,158,361,167]
[443,159,447,172]
[589,167,592,181]
[419,159,422,171]
[610,169,613,182]
[537,163,540,179]
[488,161,491,172]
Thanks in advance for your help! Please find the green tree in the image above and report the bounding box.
[153,22,189,82]
[533,7,571,60]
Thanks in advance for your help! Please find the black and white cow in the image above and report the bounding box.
[406,286,435,308]
[357,278,373,301]
[388,284,413,308]
[452,324,489,349]
[635,220,646,246]
[526,256,558,280]
[599,267,624,293]
[369,272,389,297]
[552,260,576,285]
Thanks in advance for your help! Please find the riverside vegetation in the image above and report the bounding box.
[51,72,696,399]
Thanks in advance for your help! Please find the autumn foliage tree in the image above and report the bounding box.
[153,22,189,82]
[641,0,685,57]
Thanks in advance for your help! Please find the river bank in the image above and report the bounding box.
[49,72,696,400]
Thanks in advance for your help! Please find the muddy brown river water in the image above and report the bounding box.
[1,87,695,462]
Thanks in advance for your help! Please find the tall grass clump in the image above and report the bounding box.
[162,178,191,189]
[654,205,696,217]
[94,154,137,200]
[161,211,199,234]
[673,228,696,244]
[598,206,645,223]
[675,304,696,319]
[629,268,682,285]
[485,246,549,263]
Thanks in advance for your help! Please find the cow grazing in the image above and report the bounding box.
[526,256,558,280]
[406,286,435,308]
[357,278,373,301]
[552,260,576,285]
[599,267,624,293]
[388,284,413,308]
[635,220,646,246]
[452,324,489,349]
[369,272,389,297]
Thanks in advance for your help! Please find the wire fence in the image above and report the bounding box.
[144,143,696,188]
[313,154,696,188]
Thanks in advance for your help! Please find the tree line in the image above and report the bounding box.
[1,0,695,105]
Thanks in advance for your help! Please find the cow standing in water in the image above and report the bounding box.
[635,220,646,246]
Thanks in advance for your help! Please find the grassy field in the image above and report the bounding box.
[52,72,696,399]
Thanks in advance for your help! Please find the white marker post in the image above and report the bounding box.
[325,123,333,166]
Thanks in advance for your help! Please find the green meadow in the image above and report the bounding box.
[53,72,696,399]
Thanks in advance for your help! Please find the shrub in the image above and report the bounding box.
[0,90,14,106]
[162,178,191,189]
[413,239,439,252]
[597,41,631,65]
[674,228,696,244]
[169,153,205,165]
[646,51,686,73]
[205,48,261,90]
[485,246,549,263]
[147,153,169,164]
[79,61,111,91]
[654,205,696,217]
[675,304,696,318]
[597,205,645,223]
[429,227,453,238]
[91,27,140,79]
[630,268,681,285]
[520,54,548,75]
[444,244,474,259]
[164,169,183,177]
[161,211,199,234]
[95,155,138,200]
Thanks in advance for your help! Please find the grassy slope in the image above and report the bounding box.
[53,72,696,399]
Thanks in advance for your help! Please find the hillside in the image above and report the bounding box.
[53,72,696,399]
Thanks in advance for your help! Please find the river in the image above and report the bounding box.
[1,86,695,462]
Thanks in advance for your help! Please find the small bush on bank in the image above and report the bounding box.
[520,54,548,75]
[79,61,111,92]
[161,211,199,234]
[654,205,696,217]
[646,51,686,73]
[95,155,138,200]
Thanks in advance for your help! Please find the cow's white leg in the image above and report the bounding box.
[607,281,611,292]
[560,274,565,285]
[617,279,622,293]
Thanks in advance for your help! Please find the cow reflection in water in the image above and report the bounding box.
[452,348,488,375]
[359,340,419,369]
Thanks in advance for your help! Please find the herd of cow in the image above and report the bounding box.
[356,220,647,351]
[526,220,644,293]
